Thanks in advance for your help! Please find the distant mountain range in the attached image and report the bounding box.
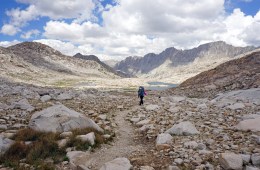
[170,50,260,97]
[0,42,121,86]
[114,41,258,83]
[73,53,131,78]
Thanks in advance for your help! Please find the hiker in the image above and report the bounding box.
[138,86,146,105]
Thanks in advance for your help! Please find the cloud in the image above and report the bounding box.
[21,29,40,39]
[1,0,96,36]
[0,40,21,47]
[0,24,20,36]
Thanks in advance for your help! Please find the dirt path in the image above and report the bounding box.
[78,108,144,169]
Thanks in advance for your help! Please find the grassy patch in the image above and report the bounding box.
[1,127,110,169]
[65,128,105,151]
[0,128,64,169]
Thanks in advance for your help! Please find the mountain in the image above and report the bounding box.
[0,42,120,86]
[73,53,132,77]
[114,41,257,83]
[103,59,119,68]
[169,50,260,98]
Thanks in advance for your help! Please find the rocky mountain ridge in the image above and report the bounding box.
[170,51,260,98]
[0,42,121,86]
[115,41,257,83]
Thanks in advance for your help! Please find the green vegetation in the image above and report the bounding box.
[0,128,109,169]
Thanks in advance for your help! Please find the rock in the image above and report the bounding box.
[145,105,160,111]
[60,131,73,138]
[236,118,260,132]
[99,157,132,170]
[169,96,186,102]
[167,166,180,170]
[56,93,73,100]
[130,117,140,123]
[219,153,243,170]
[12,99,35,112]
[228,103,245,110]
[184,141,198,149]
[66,151,90,169]
[140,166,155,170]
[156,133,173,150]
[241,154,251,165]
[76,132,95,145]
[98,115,107,120]
[246,166,260,170]
[165,121,199,135]
[174,158,183,165]
[197,143,206,150]
[252,153,260,166]
[136,119,150,127]
[40,95,52,102]
[57,138,69,148]
[139,124,154,133]
[0,135,14,155]
[242,114,260,120]
[0,125,7,130]
[29,104,104,133]
[197,103,207,109]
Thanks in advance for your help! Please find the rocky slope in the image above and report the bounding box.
[74,53,131,78]
[0,42,120,86]
[170,51,260,98]
[115,41,257,83]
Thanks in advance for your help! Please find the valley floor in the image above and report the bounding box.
[0,81,260,170]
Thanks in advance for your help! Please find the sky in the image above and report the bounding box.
[0,0,260,61]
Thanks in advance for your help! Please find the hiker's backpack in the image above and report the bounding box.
[138,86,145,96]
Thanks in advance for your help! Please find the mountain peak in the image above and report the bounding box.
[8,41,62,55]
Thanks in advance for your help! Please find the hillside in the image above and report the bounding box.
[169,51,260,97]
[115,41,257,83]
[73,53,131,78]
[0,42,120,86]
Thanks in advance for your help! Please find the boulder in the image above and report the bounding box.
[99,157,132,170]
[76,132,95,145]
[145,105,160,111]
[136,119,150,127]
[167,166,180,170]
[156,133,173,150]
[56,93,73,100]
[252,153,260,166]
[29,104,103,133]
[241,154,251,165]
[228,103,245,110]
[0,135,14,155]
[219,153,243,170]
[12,99,35,112]
[236,118,260,132]
[67,151,90,169]
[40,95,52,102]
[184,141,198,149]
[165,121,199,135]
[140,166,155,170]
[246,166,260,170]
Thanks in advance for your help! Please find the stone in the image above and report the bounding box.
[66,151,90,169]
[252,153,260,166]
[236,118,260,132]
[0,135,14,155]
[40,95,51,102]
[228,103,245,110]
[29,104,103,133]
[184,141,198,149]
[174,158,183,165]
[169,96,186,102]
[0,125,7,130]
[98,115,107,120]
[167,166,180,170]
[60,131,73,138]
[241,154,251,165]
[99,157,132,170]
[242,114,260,120]
[12,99,35,112]
[136,119,150,127]
[156,133,173,150]
[246,166,260,170]
[140,166,155,170]
[56,93,73,100]
[76,132,95,145]
[57,138,69,148]
[165,121,199,135]
[219,153,243,170]
[145,104,160,111]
